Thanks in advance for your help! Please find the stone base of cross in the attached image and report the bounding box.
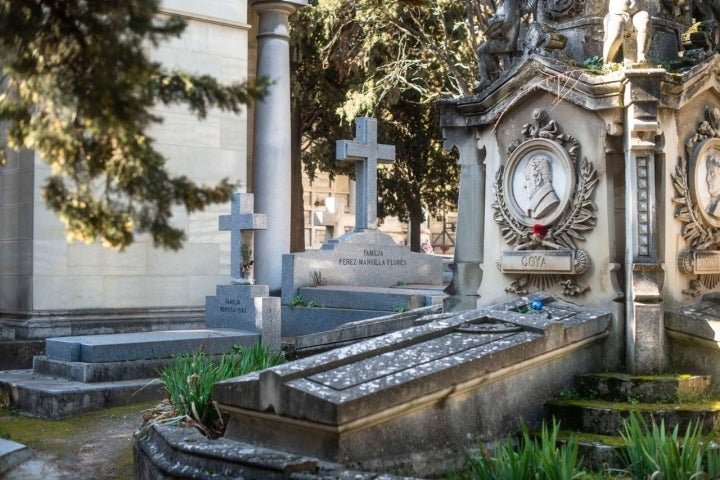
[219,193,267,284]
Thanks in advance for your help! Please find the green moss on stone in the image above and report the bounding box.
[554,398,720,412]
[0,401,154,478]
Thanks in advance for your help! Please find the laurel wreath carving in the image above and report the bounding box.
[671,156,716,250]
[492,157,598,250]
[672,155,720,292]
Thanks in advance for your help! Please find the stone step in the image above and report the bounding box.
[553,431,625,471]
[575,373,711,403]
[0,438,32,476]
[45,329,258,363]
[33,356,173,383]
[296,285,445,311]
[545,398,720,436]
[0,369,165,419]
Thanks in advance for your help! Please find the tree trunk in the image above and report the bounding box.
[290,106,305,253]
[408,210,423,252]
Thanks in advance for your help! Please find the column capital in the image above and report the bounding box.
[250,0,307,16]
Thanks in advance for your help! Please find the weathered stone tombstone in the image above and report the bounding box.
[0,194,280,419]
[206,192,280,350]
[281,117,445,336]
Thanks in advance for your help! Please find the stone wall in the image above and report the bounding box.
[0,1,253,337]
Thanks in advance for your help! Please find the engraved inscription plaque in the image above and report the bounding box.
[499,250,589,275]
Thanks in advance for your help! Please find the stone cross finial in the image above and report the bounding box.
[219,193,267,281]
[336,117,396,230]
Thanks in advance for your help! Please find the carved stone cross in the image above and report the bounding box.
[219,193,267,282]
[336,117,396,230]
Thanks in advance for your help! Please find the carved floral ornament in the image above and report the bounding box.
[545,0,583,20]
[673,107,720,295]
[492,109,598,297]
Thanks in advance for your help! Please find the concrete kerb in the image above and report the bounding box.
[134,422,424,480]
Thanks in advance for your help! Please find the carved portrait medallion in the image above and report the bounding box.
[689,138,720,228]
[503,138,575,227]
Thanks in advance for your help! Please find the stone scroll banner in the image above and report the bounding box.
[281,231,443,305]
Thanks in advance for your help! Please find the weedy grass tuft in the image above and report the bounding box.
[450,419,585,480]
[155,343,283,437]
[619,411,719,480]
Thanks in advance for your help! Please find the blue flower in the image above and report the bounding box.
[530,299,543,310]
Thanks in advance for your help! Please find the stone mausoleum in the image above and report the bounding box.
[441,0,720,377]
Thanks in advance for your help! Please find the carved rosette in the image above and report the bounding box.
[673,107,720,294]
[492,109,598,296]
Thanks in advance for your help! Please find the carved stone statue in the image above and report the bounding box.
[603,0,651,64]
[473,0,524,92]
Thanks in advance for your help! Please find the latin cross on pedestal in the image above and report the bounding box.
[336,117,396,230]
[219,193,267,282]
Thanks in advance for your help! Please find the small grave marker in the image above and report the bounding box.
[219,193,267,282]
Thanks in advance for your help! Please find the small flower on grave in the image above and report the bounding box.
[531,224,547,238]
[530,299,543,311]
[240,241,253,273]
[241,260,254,274]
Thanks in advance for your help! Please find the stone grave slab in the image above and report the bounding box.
[281,230,444,305]
[291,304,443,354]
[666,293,720,389]
[45,329,258,363]
[215,294,611,476]
[0,369,166,419]
[281,285,445,337]
[296,285,444,311]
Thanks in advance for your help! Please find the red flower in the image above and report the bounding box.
[532,224,547,238]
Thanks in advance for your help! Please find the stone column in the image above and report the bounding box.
[623,69,666,374]
[250,0,306,294]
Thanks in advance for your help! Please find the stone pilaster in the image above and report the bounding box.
[442,127,485,312]
[623,68,666,374]
[250,0,306,294]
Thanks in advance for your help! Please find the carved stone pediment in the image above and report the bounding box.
[493,108,598,297]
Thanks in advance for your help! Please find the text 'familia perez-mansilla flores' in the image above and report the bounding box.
[338,249,408,267]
